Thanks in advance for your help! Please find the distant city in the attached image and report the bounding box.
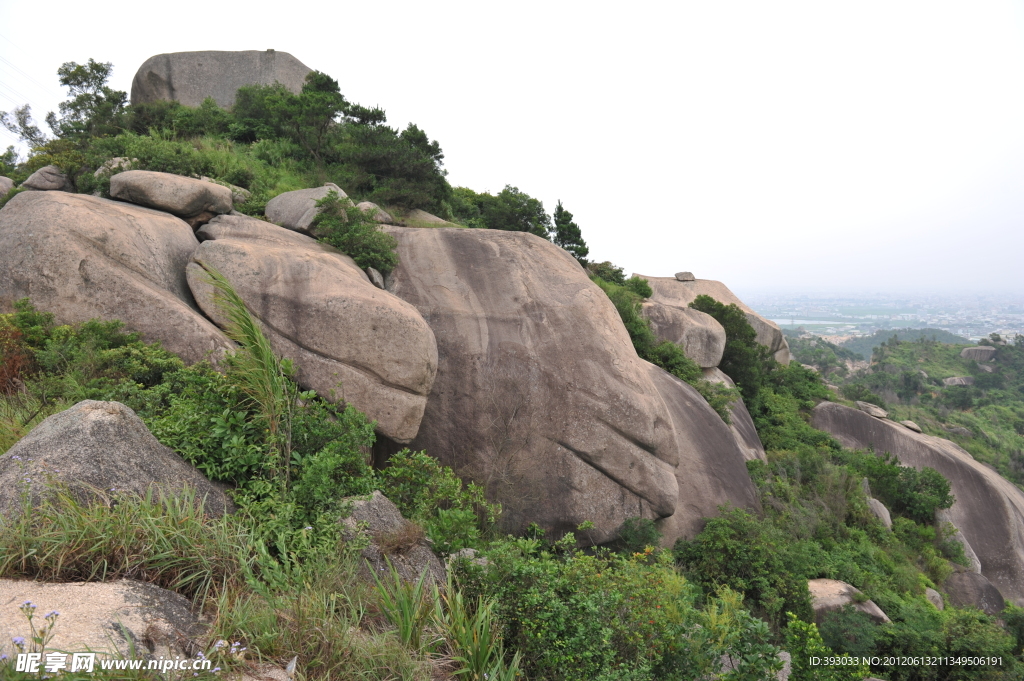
[741,292,1024,342]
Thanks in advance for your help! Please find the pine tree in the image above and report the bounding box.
[552,200,589,264]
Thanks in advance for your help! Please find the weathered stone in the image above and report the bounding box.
[21,165,70,191]
[340,491,444,585]
[0,400,233,518]
[925,587,944,610]
[93,156,135,178]
[702,368,767,462]
[201,176,250,207]
[674,271,695,281]
[945,570,1005,616]
[382,227,758,543]
[960,346,997,362]
[867,498,892,529]
[812,401,1024,604]
[110,170,233,228]
[265,183,349,236]
[943,376,975,387]
[641,301,726,368]
[936,508,982,574]
[808,579,891,624]
[0,579,204,661]
[188,215,437,442]
[978,364,995,373]
[0,191,232,364]
[637,274,791,364]
[648,364,761,544]
[856,401,888,418]
[366,267,385,289]
[0,176,14,198]
[131,50,312,108]
[356,201,394,224]
[945,426,973,437]
[901,420,923,433]
[403,208,451,226]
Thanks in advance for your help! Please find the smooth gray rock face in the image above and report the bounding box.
[265,183,349,235]
[637,274,791,364]
[21,165,70,191]
[110,170,233,228]
[131,50,312,108]
[641,301,726,368]
[0,191,232,364]
[961,346,997,362]
[648,364,761,544]
[925,587,944,610]
[943,376,975,387]
[702,367,767,462]
[812,401,1024,605]
[808,579,891,624]
[0,401,232,518]
[867,498,892,529]
[384,227,685,543]
[0,579,205,661]
[0,176,13,198]
[945,571,1005,616]
[856,400,888,419]
[188,215,437,443]
[340,490,445,585]
[356,201,394,224]
[366,267,385,289]
[674,271,695,281]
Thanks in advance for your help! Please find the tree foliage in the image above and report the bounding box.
[552,200,589,263]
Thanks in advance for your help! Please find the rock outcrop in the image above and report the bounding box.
[701,367,768,462]
[21,165,70,192]
[808,579,891,624]
[636,274,791,364]
[641,301,726,368]
[0,176,14,198]
[265,183,349,236]
[340,491,445,585]
[110,170,233,228]
[131,49,312,108]
[382,227,758,543]
[960,346,997,362]
[811,401,1024,604]
[0,579,205,661]
[0,400,232,518]
[356,201,394,224]
[187,215,437,442]
[925,587,944,610]
[0,191,232,364]
[944,570,1005,616]
[943,376,975,387]
[901,420,923,433]
[856,401,888,418]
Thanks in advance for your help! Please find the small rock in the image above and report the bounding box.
[265,183,351,235]
[200,176,251,207]
[867,498,892,529]
[0,176,14,198]
[978,364,995,373]
[674,271,696,281]
[945,426,973,437]
[808,579,891,624]
[93,156,136,178]
[356,201,393,224]
[855,401,888,419]
[366,267,385,289]
[943,376,975,387]
[925,587,944,610]
[960,346,997,362]
[22,164,71,191]
[447,547,491,569]
[900,420,923,433]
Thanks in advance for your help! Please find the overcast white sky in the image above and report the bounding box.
[2,1,1023,297]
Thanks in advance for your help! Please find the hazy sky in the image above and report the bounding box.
[2,1,1023,297]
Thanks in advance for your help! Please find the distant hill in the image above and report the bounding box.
[840,328,969,359]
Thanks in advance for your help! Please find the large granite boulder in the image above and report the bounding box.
[131,49,312,108]
[265,183,350,236]
[960,346,997,362]
[812,401,1024,605]
[21,165,71,192]
[187,215,437,442]
[944,570,1005,616]
[702,368,768,462]
[382,227,758,543]
[0,400,232,518]
[641,301,726,368]
[110,170,233,228]
[808,579,891,624]
[0,191,232,364]
[648,364,761,543]
[0,176,14,198]
[0,579,204,662]
[636,274,791,364]
[356,201,394,224]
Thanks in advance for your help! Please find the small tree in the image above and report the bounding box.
[45,59,127,140]
[552,200,589,264]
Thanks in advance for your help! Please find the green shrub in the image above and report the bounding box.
[620,516,662,553]
[312,190,399,274]
[819,604,878,657]
[689,295,774,407]
[785,613,869,680]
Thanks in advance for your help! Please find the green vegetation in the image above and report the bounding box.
[841,328,970,360]
[310,189,399,273]
[552,200,589,264]
[786,330,864,378]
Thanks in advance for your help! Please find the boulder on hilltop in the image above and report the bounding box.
[641,301,726,368]
[0,191,232,364]
[187,215,437,443]
[0,400,233,518]
[382,226,759,544]
[131,49,312,108]
[960,346,997,362]
[21,164,71,192]
[110,170,233,228]
[265,183,351,236]
[636,274,792,364]
[812,401,1024,605]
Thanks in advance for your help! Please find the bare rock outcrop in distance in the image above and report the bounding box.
[382,227,759,544]
[635,274,792,364]
[187,215,437,443]
[811,401,1024,605]
[0,191,232,364]
[131,49,312,108]
[960,346,997,362]
[0,400,233,518]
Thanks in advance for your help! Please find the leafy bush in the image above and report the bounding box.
[620,516,662,553]
[311,190,399,273]
[785,613,869,680]
[842,450,953,525]
[450,185,551,236]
